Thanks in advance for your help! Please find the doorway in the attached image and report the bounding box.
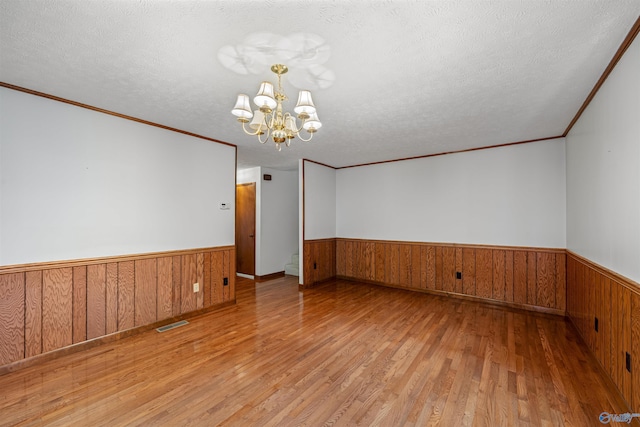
[236,182,256,276]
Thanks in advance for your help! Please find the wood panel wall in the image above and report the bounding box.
[303,239,336,286]
[566,251,640,410]
[0,247,235,367]
[333,239,566,314]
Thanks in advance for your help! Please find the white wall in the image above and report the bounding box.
[566,34,640,283]
[237,167,261,185]
[0,125,2,263]
[298,161,304,284]
[304,160,336,240]
[260,167,298,275]
[0,87,236,265]
[337,139,566,248]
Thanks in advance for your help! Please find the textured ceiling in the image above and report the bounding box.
[1,1,639,170]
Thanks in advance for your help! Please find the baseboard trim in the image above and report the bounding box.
[336,275,566,316]
[0,299,235,377]
[299,276,336,290]
[255,271,285,282]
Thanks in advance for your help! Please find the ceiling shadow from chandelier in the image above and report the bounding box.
[231,64,322,151]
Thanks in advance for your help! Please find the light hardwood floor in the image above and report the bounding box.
[0,276,633,426]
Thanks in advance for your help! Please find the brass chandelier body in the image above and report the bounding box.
[231,64,322,151]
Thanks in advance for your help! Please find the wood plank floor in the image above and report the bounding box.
[0,276,633,426]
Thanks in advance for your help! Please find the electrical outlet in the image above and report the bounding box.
[193,282,199,293]
[223,277,229,286]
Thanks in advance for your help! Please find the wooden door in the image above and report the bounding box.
[236,183,256,275]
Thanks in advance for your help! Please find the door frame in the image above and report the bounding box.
[236,182,256,276]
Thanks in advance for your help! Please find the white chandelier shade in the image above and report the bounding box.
[293,90,316,117]
[254,82,277,111]
[231,64,322,150]
[303,112,322,132]
[231,94,252,120]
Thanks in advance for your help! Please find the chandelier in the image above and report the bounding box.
[231,64,322,151]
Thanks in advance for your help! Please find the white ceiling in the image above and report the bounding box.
[1,1,639,170]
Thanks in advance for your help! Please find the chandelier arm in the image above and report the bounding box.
[240,121,264,137]
[257,127,271,144]
[283,113,307,134]
[297,132,314,142]
[266,111,275,129]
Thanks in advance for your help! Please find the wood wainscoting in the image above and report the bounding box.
[328,239,566,315]
[566,251,640,411]
[0,246,235,368]
[303,238,336,287]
